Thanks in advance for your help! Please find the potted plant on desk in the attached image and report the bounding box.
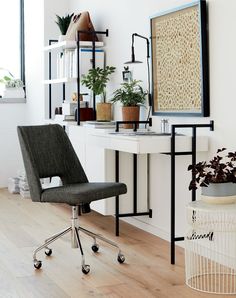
[81,66,116,121]
[111,79,147,129]
[188,148,236,204]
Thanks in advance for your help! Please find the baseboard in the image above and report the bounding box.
[121,217,169,241]
[121,217,184,248]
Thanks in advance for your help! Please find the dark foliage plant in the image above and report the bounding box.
[55,13,74,35]
[188,148,236,191]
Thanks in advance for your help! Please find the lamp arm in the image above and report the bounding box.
[131,34,136,62]
[133,33,150,58]
[132,33,152,107]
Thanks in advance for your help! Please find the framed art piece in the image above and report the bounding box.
[150,0,209,116]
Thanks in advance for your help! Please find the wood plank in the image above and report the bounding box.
[0,188,225,297]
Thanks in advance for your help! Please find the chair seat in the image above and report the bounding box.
[41,182,127,205]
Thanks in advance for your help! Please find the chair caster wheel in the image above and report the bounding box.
[91,244,99,253]
[45,248,52,256]
[117,253,125,264]
[82,264,90,274]
[34,260,42,269]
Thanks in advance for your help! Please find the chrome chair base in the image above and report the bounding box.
[33,206,125,273]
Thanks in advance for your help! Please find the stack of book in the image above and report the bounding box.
[54,114,76,122]
[8,177,20,194]
[57,49,77,78]
[56,47,104,79]
[62,100,88,115]
[8,171,30,198]
[18,172,30,198]
[83,121,116,129]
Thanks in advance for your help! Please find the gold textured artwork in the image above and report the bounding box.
[151,1,209,116]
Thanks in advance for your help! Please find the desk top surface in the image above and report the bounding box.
[69,125,209,154]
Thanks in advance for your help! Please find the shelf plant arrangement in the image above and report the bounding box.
[81,66,116,121]
[111,79,147,128]
[55,13,74,40]
[0,75,24,88]
[188,148,236,204]
[0,75,24,98]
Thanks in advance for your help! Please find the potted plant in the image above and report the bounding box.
[81,66,116,121]
[0,75,25,98]
[111,80,147,129]
[188,148,236,204]
[55,13,74,41]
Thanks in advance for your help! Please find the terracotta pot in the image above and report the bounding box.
[96,103,112,121]
[122,106,140,129]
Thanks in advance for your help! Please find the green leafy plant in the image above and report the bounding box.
[55,13,74,35]
[0,75,11,85]
[188,148,236,190]
[0,75,24,88]
[81,66,116,103]
[111,80,147,107]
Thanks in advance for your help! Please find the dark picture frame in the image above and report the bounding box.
[150,0,209,116]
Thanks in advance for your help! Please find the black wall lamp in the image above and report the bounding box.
[124,33,152,111]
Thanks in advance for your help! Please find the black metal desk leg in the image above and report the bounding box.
[115,150,120,236]
[133,154,137,214]
[171,128,176,265]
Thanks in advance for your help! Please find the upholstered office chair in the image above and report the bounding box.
[17,124,127,274]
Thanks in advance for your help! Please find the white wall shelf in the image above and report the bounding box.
[44,40,104,52]
[43,77,77,85]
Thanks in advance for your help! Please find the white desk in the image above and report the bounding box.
[69,126,208,216]
[69,121,214,265]
[85,129,208,154]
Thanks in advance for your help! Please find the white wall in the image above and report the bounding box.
[0,104,27,187]
[67,0,236,241]
[2,0,236,243]
[0,0,69,187]
[0,0,46,187]
[24,0,45,124]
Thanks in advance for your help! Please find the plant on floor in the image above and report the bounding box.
[111,79,147,107]
[81,66,116,103]
[188,148,236,190]
[55,13,74,35]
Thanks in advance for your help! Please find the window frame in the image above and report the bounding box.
[20,0,25,84]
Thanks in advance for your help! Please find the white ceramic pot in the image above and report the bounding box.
[58,35,66,42]
[201,182,236,204]
[2,87,25,98]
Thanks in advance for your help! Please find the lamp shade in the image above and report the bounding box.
[124,60,142,64]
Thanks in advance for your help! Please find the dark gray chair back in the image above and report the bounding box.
[17,124,88,201]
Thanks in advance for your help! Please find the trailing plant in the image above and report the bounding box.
[0,76,24,88]
[111,80,147,107]
[81,66,116,103]
[55,13,74,35]
[188,148,236,190]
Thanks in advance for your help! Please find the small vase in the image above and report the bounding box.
[122,106,140,129]
[201,182,236,204]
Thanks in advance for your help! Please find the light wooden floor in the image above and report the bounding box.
[0,189,226,298]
